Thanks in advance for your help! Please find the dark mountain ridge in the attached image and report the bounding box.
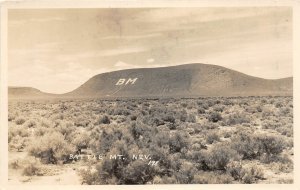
[9,63,293,100]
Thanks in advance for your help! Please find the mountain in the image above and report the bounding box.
[8,87,55,100]
[63,63,292,98]
[9,63,293,99]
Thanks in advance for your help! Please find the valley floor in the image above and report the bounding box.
[8,97,293,184]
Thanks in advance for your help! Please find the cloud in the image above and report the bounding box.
[70,47,149,59]
[8,8,292,93]
[147,58,155,63]
[114,61,138,70]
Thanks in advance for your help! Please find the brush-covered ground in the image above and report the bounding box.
[8,97,293,184]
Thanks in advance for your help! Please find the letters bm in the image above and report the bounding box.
[115,78,138,85]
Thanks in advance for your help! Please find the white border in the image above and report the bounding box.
[1,1,299,190]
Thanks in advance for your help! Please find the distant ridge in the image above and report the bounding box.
[9,63,293,100]
[8,87,55,99]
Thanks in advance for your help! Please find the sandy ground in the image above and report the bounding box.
[9,151,82,185]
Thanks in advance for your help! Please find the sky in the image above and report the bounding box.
[8,7,292,94]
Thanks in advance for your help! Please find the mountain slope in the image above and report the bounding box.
[63,63,292,98]
[8,64,293,99]
[8,87,55,100]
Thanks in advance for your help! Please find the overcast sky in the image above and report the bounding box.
[8,8,292,94]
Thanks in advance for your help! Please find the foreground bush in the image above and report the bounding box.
[205,143,239,170]
[231,131,286,160]
[208,112,222,123]
[22,160,43,176]
[28,131,76,164]
[231,131,261,159]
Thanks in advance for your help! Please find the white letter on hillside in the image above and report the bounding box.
[126,78,138,85]
[116,79,126,85]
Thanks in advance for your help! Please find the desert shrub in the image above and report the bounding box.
[187,150,209,170]
[187,114,196,123]
[208,112,222,123]
[269,161,293,173]
[15,117,26,125]
[227,161,264,183]
[242,165,264,184]
[9,159,21,169]
[9,125,30,137]
[34,126,50,137]
[162,113,176,123]
[256,105,262,112]
[262,106,277,117]
[226,161,245,181]
[96,115,110,125]
[160,175,177,184]
[129,121,149,140]
[115,115,127,123]
[153,130,170,148]
[181,102,188,108]
[80,167,101,185]
[71,131,91,152]
[175,161,197,183]
[213,105,225,112]
[202,121,219,130]
[261,119,281,130]
[222,131,233,138]
[85,139,158,185]
[9,135,26,151]
[192,172,234,184]
[205,131,220,144]
[28,131,76,164]
[189,123,204,133]
[231,131,261,159]
[153,176,163,184]
[122,160,157,184]
[231,132,285,160]
[40,118,52,128]
[223,99,233,106]
[277,179,293,184]
[179,110,188,122]
[11,156,44,176]
[113,108,131,116]
[191,143,202,151]
[275,101,284,108]
[22,161,43,176]
[186,127,195,135]
[261,98,267,104]
[169,131,189,153]
[224,112,251,125]
[73,116,90,127]
[245,106,258,114]
[144,115,164,126]
[201,103,210,110]
[97,130,121,153]
[284,138,293,150]
[57,122,75,137]
[198,108,206,114]
[25,120,36,128]
[8,113,17,121]
[256,134,285,156]
[130,115,137,121]
[276,126,293,137]
[205,143,238,170]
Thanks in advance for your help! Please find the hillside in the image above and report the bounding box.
[8,87,55,100]
[63,63,293,98]
[9,64,293,99]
